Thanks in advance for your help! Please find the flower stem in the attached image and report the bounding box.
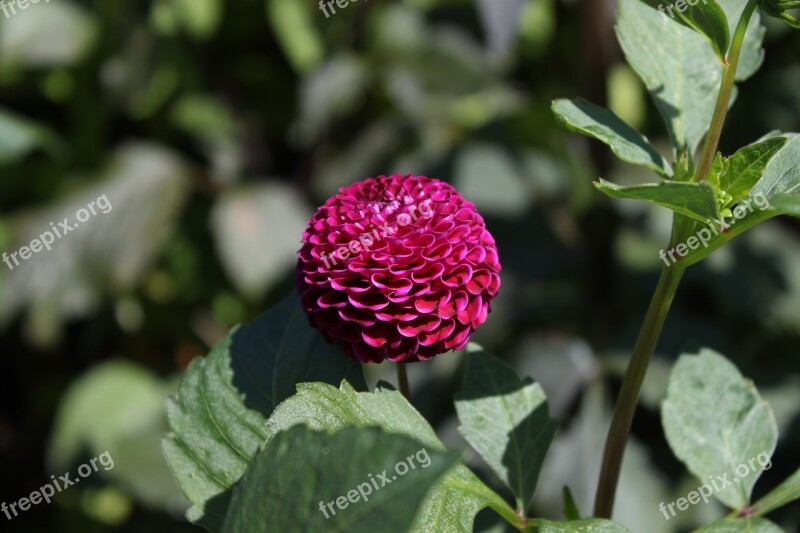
[593,1,761,518]
[593,265,685,518]
[695,0,760,183]
[397,362,410,400]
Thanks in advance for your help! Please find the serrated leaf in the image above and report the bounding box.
[707,152,726,189]
[638,0,730,60]
[616,0,764,153]
[538,519,631,532]
[595,178,718,223]
[265,381,519,532]
[163,292,366,531]
[697,517,783,532]
[220,426,459,533]
[552,98,671,177]
[662,349,777,509]
[454,345,556,512]
[721,137,788,203]
[752,467,800,517]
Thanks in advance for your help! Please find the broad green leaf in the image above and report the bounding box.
[662,349,778,509]
[172,0,222,39]
[672,197,777,268]
[220,426,458,533]
[163,293,366,531]
[210,182,311,300]
[616,0,764,153]
[454,345,556,512]
[265,381,519,532]
[637,0,730,60]
[750,134,800,211]
[1,143,189,340]
[552,98,671,178]
[0,107,59,165]
[562,486,581,520]
[752,467,800,517]
[49,361,183,509]
[453,143,530,216]
[0,0,97,68]
[475,0,526,58]
[538,519,631,532]
[266,0,323,73]
[697,517,783,532]
[721,138,788,203]
[595,178,718,223]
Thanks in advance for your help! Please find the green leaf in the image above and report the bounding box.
[1,143,188,338]
[171,0,222,39]
[595,178,718,223]
[552,98,671,178]
[475,0,527,58]
[616,0,764,152]
[453,143,530,216]
[0,0,97,68]
[752,467,800,517]
[721,137,788,203]
[707,152,726,189]
[697,517,783,532]
[0,107,60,165]
[454,345,556,512]
[220,426,459,533]
[750,134,800,212]
[562,486,581,520]
[163,292,366,530]
[266,0,324,73]
[265,381,519,532]
[49,361,183,509]
[662,349,778,509]
[638,0,730,60]
[538,519,632,532]
[210,182,312,299]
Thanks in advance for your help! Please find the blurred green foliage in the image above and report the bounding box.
[0,0,798,531]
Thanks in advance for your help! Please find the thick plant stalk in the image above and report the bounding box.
[695,0,761,183]
[593,265,684,517]
[397,362,410,400]
[593,0,761,518]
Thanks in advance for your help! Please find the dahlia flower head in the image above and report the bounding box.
[297,174,501,363]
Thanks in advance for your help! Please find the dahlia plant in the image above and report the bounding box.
[163,0,800,531]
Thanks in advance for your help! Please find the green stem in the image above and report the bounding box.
[592,1,761,518]
[695,0,760,183]
[593,265,685,518]
[396,362,410,400]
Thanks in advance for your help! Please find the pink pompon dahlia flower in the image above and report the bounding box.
[296,174,501,363]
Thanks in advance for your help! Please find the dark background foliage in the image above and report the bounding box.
[0,0,798,531]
